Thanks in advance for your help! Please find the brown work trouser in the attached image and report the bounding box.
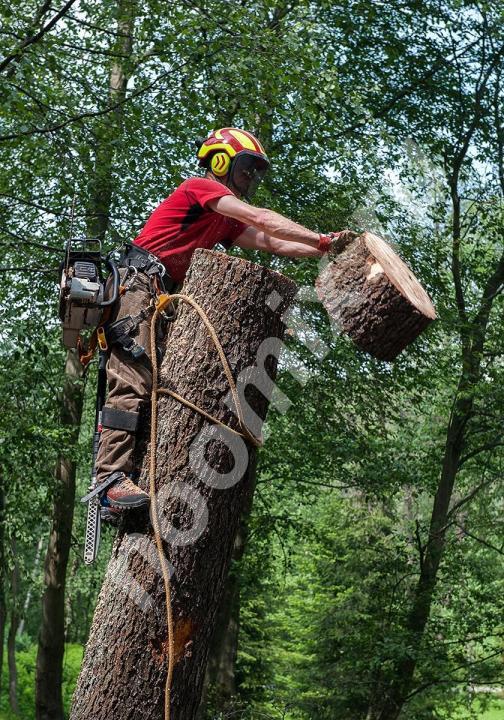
[94,269,155,484]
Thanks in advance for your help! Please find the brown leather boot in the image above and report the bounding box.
[106,473,150,509]
[100,506,123,526]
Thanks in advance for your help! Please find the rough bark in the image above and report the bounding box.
[71,249,297,720]
[35,4,136,718]
[200,467,256,717]
[316,232,436,361]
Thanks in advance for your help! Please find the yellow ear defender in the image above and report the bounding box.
[210,152,231,177]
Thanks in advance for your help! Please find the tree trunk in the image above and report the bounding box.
[316,232,436,360]
[18,536,44,637]
[86,0,135,240]
[366,250,504,719]
[8,616,20,715]
[366,399,470,720]
[0,476,6,697]
[71,249,297,720]
[35,4,136,718]
[35,350,84,720]
[8,544,20,716]
[200,469,256,717]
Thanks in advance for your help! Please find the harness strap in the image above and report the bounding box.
[101,406,139,433]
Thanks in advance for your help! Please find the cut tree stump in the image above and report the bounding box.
[315,232,436,361]
[70,249,297,720]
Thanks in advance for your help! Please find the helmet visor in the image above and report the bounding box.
[230,153,270,199]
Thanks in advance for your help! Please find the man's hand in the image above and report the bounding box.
[324,230,360,258]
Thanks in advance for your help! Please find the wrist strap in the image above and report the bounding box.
[318,234,332,253]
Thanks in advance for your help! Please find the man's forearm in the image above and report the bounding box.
[252,208,320,247]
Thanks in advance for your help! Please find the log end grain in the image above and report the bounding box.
[316,232,436,361]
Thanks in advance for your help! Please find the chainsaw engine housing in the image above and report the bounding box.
[59,240,107,349]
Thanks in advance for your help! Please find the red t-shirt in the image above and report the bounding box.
[134,177,247,282]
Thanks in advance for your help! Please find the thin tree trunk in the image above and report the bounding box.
[35,350,85,720]
[367,262,504,720]
[367,394,470,720]
[0,476,6,697]
[18,536,44,637]
[86,0,135,240]
[8,542,20,716]
[366,55,504,714]
[35,3,136,719]
[71,249,297,720]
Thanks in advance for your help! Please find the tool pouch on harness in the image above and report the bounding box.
[105,309,150,360]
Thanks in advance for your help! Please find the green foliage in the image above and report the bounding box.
[0,644,83,719]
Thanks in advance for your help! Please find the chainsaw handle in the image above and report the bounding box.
[100,255,120,307]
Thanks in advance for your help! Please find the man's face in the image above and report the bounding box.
[229,154,270,200]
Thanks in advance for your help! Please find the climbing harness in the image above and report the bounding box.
[80,242,172,564]
[148,292,262,720]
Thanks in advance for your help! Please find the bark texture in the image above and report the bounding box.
[200,470,256,716]
[71,249,297,720]
[316,232,436,361]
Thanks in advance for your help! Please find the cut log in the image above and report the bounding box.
[70,249,297,720]
[315,232,436,361]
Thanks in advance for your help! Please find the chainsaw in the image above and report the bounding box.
[58,237,119,349]
[59,238,120,564]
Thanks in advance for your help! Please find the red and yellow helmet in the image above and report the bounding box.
[196,127,270,199]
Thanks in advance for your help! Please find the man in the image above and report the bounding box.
[94,127,356,521]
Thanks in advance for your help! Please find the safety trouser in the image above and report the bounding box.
[94,269,155,484]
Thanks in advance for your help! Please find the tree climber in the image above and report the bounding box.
[95,127,357,521]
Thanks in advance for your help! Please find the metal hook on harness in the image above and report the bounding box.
[122,265,138,291]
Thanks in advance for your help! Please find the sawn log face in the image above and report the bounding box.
[70,249,297,720]
[316,232,436,361]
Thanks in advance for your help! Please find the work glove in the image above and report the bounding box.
[330,230,359,258]
[318,230,359,258]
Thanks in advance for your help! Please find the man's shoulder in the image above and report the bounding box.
[180,176,229,192]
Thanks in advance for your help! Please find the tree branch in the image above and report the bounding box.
[404,648,504,702]
[0,46,224,143]
[455,522,504,556]
[0,266,59,274]
[0,0,79,75]
[447,475,496,518]
[458,441,504,468]
[333,37,482,141]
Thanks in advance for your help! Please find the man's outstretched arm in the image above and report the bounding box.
[232,225,322,257]
[207,194,322,256]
